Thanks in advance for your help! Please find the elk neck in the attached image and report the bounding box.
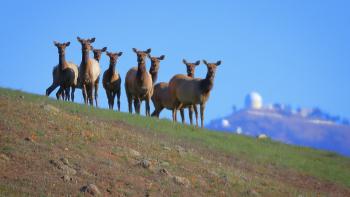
[200,71,215,93]
[136,60,147,83]
[81,49,90,68]
[58,52,67,71]
[149,63,159,84]
[108,60,117,74]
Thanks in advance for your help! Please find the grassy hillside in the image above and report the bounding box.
[0,87,349,196]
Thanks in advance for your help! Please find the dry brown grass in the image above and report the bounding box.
[0,89,349,196]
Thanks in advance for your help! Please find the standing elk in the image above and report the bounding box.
[169,60,221,128]
[102,51,123,111]
[125,48,153,116]
[77,37,101,106]
[46,41,78,102]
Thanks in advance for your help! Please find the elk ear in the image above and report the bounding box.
[182,59,187,64]
[195,60,201,66]
[102,47,107,52]
[91,46,95,51]
[146,48,152,54]
[118,52,123,56]
[65,42,70,46]
[132,48,138,53]
[158,55,165,60]
[53,41,59,46]
[147,54,152,59]
[216,60,221,66]
[77,37,82,42]
[203,60,208,65]
[106,51,110,56]
[89,37,96,43]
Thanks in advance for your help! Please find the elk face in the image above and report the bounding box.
[53,41,70,55]
[106,51,123,65]
[203,60,221,78]
[133,48,151,65]
[77,37,96,53]
[92,47,107,61]
[183,59,200,77]
[148,54,165,73]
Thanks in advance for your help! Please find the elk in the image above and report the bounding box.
[151,59,200,127]
[46,41,78,102]
[102,51,123,111]
[182,59,200,126]
[77,37,101,106]
[125,48,153,116]
[169,60,221,128]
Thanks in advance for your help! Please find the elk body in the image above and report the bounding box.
[169,60,221,128]
[124,48,153,116]
[102,51,123,111]
[151,59,200,126]
[46,41,78,101]
[77,37,101,106]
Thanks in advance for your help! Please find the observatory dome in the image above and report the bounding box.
[245,92,263,109]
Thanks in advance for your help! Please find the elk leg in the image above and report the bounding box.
[151,106,163,118]
[188,106,194,125]
[89,84,94,106]
[126,92,132,113]
[193,104,199,127]
[180,109,185,124]
[172,108,177,122]
[134,99,140,115]
[65,87,70,101]
[46,83,59,96]
[56,87,63,100]
[146,99,151,116]
[71,86,75,102]
[105,90,111,109]
[82,84,88,104]
[200,103,206,128]
[94,77,99,108]
[116,88,121,112]
[111,91,116,110]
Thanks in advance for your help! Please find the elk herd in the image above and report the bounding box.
[46,37,221,128]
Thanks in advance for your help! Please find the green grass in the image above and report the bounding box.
[1,87,350,188]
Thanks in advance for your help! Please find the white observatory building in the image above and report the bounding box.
[245,92,263,109]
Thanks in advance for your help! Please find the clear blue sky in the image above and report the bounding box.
[0,1,349,122]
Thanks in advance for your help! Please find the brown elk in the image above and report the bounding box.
[169,60,221,128]
[102,51,123,111]
[151,59,200,127]
[46,41,78,101]
[182,59,200,126]
[77,37,101,106]
[125,48,153,116]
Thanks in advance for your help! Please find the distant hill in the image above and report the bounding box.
[1,88,350,196]
[207,108,350,157]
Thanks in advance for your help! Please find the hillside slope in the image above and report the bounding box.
[0,88,350,196]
